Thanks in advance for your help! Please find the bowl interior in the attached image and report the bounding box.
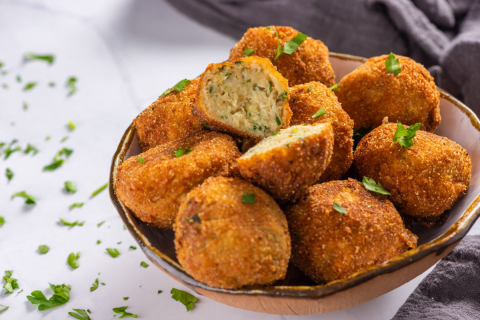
[115,53,480,292]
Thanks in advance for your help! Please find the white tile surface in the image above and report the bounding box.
[0,0,478,319]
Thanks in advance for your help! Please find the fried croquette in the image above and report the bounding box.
[115,131,241,229]
[174,176,291,289]
[335,54,441,132]
[238,123,334,202]
[134,78,204,151]
[354,123,471,223]
[286,179,417,283]
[194,56,292,140]
[229,26,335,87]
[289,82,354,181]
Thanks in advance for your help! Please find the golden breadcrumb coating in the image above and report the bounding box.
[354,123,471,222]
[194,56,291,140]
[230,26,335,87]
[175,176,291,289]
[115,131,241,229]
[335,55,441,132]
[134,78,204,151]
[238,123,334,203]
[287,179,417,283]
[289,82,354,181]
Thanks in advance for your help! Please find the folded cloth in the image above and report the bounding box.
[393,235,480,320]
[166,0,480,113]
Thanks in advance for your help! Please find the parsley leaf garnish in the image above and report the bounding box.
[312,108,326,119]
[333,202,347,214]
[23,82,37,91]
[274,31,308,61]
[91,183,108,198]
[140,261,149,268]
[24,53,55,65]
[65,181,77,193]
[97,221,105,228]
[59,218,84,227]
[44,148,73,171]
[362,177,391,195]
[5,168,13,181]
[393,122,421,148]
[171,288,198,312]
[329,84,339,91]
[173,147,192,157]
[137,157,145,163]
[66,77,77,95]
[69,203,84,210]
[129,246,137,250]
[280,91,288,101]
[158,290,163,294]
[67,120,76,131]
[160,79,191,97]
[24,143,39,155]
[3,270,19,294]
[27,283,71,311]
[68,308,91,320]
[106,248,120,258]
[67,252,80,269]
[385,52,401,75]
[38,245,50,254]
[242,193,255,204]
[112,306,138,318]
[0,216,4,227]
[90,278,99,292]
[275,115,281,125]
[12,191,37,205]
[244,48,254,57]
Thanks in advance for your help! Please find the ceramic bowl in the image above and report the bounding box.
[109,52,480,315]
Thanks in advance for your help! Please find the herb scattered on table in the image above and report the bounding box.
[27,283,71,311]
[38,245,50,254]
[170,288,198,312]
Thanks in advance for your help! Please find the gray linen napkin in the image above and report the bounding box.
[393,235,480,320]
[166,0,480,113]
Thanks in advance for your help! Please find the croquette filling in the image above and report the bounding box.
[202,61,288,137]
[242,124,329,157]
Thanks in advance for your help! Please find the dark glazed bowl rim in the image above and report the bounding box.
[109,52,480,299]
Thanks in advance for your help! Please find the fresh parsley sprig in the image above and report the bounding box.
[27,283,71,311]
[3,270,19,294]
[170,288,198,312]
[333,202,347,214]
[161,79,191,97]
[267,26,307,61]
[385,52,401,75]
[393,122,421,148]
[362,177,391,195]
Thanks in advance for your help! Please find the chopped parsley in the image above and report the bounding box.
[3,270,19,294]
[43,148,73,171]
[280,91,288,101]
[137,157,145,163]
[5,168,13,181]
[3,140,21,159]
[59,218,84,227]
[209,86,213,93]
[385,52,401,75]
[67,252,80,269]
[96,240,101,245]
[393,122,421,148]
[158,290,163,294]
[333,202,347,215]
[113,306,138,318]
[69,203,84,210]
[312,108,326,119]
[68,309,91,320]
[27,283,71,311]
[97,221,105,227]
[90,278,99,292]
[329,84,339,91]
[67,120,76,131]
[362,176,391,195]
[23,82,37,91]
[12,191,37,205]
[244,48,254,56]
[106,248,120,258]
[275,115,281,125]
[140,261,149,268]
[0,216,4,226]
[24,53,55,65]
[173,147,192,157]
[24,143,39,155]
[65,181,77,193]
[129,246,137,250]
[60,136,69,143]
[242,193,255,204]
[23,102,28,110]
[161,79,191,97]
[275,32,308,61]
[66,77,77,95]
[123,297,129,301]
[49,82,56,87]
[171,288,198,312]
[91,182,108,198]
[38,245,50,254]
